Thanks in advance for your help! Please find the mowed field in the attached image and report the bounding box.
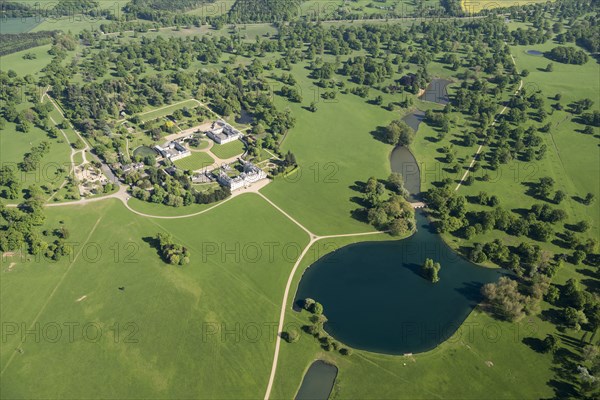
[0,45,55,77]
[174,152,215,171]
[260,62,398,236]
[137,99,201,123]
[0,120,72,204]
[0,194,309,398]
[210,140,246,160]
[461,0,550,13]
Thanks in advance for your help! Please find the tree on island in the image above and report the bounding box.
[422,258,441,283]
[387,172,409,198]
[384,120,414,146]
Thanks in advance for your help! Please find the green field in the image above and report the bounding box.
[173,152,214,171]
[137,99,201,123]
[0,45,54,76]
[461,0,550,13]
[132,145,157,159]
[261,62,399,236]
[185,0,236,16]
[210,140,246,160]
[126,196,222,217]
[0,17,43,34]
[0,121,72,203]
[0,194,309,398]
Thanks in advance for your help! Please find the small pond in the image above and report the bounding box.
[295,360,338,400]
[390,147,420,201]
[389,110,425,201]
[235,109,254,125]
[419,78,452,105]
[526,50,544,56]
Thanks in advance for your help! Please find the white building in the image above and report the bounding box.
[216,160,267,190]
[206,120,242,144]
[154,141,191,161]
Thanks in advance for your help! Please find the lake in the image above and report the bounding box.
[295,361,338,400]
[294,211,503,354]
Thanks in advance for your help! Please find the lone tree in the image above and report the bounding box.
[388,172,409,197]
[422,258,441,283]
[481,277,527,321]
[583,192,596,205]
[541,334,559,354]
[283,329,300,343]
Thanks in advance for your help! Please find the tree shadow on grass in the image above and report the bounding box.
[350,180,366,193]
[350,208,369,224]
[350,196,369,207]
[546,378,578,400]
[369,126,390,144]
[540,308,563,325]
[522,336,546,353]
[556,333,585,353]
[142,236,161,258]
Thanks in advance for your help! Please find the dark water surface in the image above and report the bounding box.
[294,212,503,354]
[420,78,452,104]
[295,361,338,400]
[526,50,544,56]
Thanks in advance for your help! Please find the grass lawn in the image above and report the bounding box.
[126,197,221,217]
[137,99,200,123]
[210,140,246,160]
[0,194,309,399]
[186,0,236,16]
[260,62,402,236]
[174,152,214,171]
[461,0,550,13]
[31,17,113,34]
[72,151,84,165]
[190,139,212,151]
[0,45,54,77]
[0,121,72,203]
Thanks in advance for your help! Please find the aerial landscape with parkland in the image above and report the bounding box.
[0,0,599,399]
